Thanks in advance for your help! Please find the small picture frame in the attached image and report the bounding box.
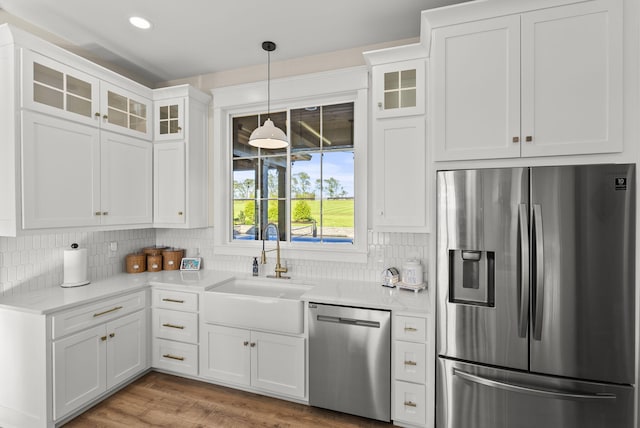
[180,257,201,271]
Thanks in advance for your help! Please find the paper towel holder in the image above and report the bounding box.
[61,243,90,288]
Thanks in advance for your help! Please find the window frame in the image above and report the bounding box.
[212,67,368,263]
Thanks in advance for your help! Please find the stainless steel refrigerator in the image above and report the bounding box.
[436,164,635,428]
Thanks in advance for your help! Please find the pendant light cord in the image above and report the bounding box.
[267,49,271,117]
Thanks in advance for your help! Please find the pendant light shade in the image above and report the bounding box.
[248,41,289,149]
[248,118,288,149]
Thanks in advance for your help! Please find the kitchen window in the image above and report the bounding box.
[212,67,368,262]
[232,102,355,245]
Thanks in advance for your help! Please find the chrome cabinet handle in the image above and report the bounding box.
[162,298,184,303]
[93,306,123,317]
[453,368,615,400]
[162,323,185,330]
[517,204,530,338]
[532,204,545,341]
[163,354,185,361]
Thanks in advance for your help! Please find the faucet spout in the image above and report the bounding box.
[262,222,289,279]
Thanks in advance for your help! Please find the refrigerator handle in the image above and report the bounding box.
[532,204,545,340]
[517,204,530,338]
[452,368,616,401]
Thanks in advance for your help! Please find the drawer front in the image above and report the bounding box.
[153,289,198,312]
[153,308,198,344]
[394,315,427,342]
[52,290,146,339]
[394,341,426,384]
[394,381,426,426]
[152,338,198,376]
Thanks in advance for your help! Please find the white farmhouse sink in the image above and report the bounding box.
[203,278,312,334]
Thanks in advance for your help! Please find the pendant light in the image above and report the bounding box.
[248,41,289,149]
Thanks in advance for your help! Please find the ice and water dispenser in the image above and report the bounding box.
[449,249,495,306]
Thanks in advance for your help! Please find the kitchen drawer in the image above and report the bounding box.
[52,290,146,339]
[153,308,198,344]
[152,338,198,376]
[393,381,426,426]
[394,341,426,384]
[152,289,198,312]
[394,315,427,343]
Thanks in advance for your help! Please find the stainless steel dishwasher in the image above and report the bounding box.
[308,302,391,422]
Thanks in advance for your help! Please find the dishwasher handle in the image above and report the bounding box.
[316,314,380,328]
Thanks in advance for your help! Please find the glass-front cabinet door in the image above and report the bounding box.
[100,81,152,140]
[372,58,425,119]
[154,97,184,141]
[22,49,100,127]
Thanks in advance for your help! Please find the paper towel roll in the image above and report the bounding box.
[62,245,90,287]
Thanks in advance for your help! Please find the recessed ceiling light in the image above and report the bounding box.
[129,16,152,30]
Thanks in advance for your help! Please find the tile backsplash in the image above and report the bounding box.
[0,227,429,296]
[0,229,155,296]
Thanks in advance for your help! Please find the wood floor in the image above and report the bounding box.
[63,371,394,427]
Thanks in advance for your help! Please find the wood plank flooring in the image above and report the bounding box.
[63,372,394,427]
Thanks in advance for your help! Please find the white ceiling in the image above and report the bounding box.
[0,0,470,86]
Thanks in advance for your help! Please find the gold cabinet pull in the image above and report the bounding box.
[178,211,184,216]
[94,112,101,118]
[513,136,520,143]
[162,354,185,361]
[93,306,123,317]
[103,114,108,120]
[102,211,109,216]
[177,126,182,132]
[250,342,256,347]
[404,401,417,408]
[404,360,417,366]
[95,211,102,216]
[100,335,107,341]
[109,332,115,338]
[525,136,533,142]
[404,327,418,332]
[162,323,185,330]
[243,341,249,346]
[162,298,184,303]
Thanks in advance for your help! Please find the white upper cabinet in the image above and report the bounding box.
[154,97,185,141]
[372,58,425,119]
[22,49,153,140]
[153,86,210,229]
[366,48,429,233]
[100,82,152,140]
[431,0,622,161]
[22,49,100,127]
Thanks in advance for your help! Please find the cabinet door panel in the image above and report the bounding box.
[21,111,100,229]
[154,142,186,225]
[22,49,100,127]
[372,117,427,232]
[53,324,106,420]
[100,132,152,225]
[106,311,147,389]
[521,1,622,157]
[432,15,521,161]
[200,324,250,386]
[155,97,184,141]
[251,331,305,398]
[100,81,152,140]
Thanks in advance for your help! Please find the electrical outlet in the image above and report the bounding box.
[108,241,117,258]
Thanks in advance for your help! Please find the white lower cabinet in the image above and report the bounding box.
[53,310,147,420]
[392,313,429,428]
[200,324,305,399]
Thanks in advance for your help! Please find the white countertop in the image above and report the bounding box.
[0,270,429,315]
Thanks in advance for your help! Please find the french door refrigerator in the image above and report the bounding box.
[436,164,635,428]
